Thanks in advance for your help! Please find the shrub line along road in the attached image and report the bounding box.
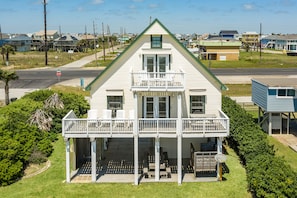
[1,47,297,101]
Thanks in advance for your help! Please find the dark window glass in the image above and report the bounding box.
[151,35,162,48]
[190,96,205,114]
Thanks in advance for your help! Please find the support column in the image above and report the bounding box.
[258,107,261,124]
[177,93,182,185]
[134,135,139,185]
[155,138,160,181]
[133,92,139,185]
[65,138,71,183]
[90,138,97,182]
[268,112,272,135]
[287,113,290,134]
[217,137,223,180]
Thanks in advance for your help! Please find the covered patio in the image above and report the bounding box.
[70,138,219,183]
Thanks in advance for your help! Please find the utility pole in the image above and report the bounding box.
[0,25,3,46]
[93,21,98,65]
[102,22,105,61]
[43,0,48,65]
[260,23,262,62]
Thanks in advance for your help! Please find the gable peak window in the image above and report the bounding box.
[151,35,162,48]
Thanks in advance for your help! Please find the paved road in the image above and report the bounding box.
[3,68,297,89]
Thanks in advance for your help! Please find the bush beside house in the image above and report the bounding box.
[222,96,297,197]
[0,90,89,186]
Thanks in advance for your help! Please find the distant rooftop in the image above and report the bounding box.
[253,78,297,89]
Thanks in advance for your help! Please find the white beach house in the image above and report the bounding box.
[62,19,229,185]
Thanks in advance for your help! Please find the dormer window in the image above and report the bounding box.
[151,35,162,48]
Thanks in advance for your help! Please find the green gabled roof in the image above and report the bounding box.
[85,18,227,92]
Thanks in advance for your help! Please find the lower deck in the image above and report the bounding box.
[69,138,222,183]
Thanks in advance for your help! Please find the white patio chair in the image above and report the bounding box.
[127,109,135,128]
[87,109,98,127]
[99,109,112,127]
[114,110,125,127]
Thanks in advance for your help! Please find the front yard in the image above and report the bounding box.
[0,136,251,198]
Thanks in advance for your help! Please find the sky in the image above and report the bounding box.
[1,0,297,35]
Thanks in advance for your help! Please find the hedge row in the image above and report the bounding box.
[222,96,297,197]
[0,89,89,186]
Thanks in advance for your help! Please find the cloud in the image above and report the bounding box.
[148,3,158,9]
[92,0,104,5]
[243,3,255,10]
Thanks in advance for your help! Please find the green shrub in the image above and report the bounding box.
[222,96,297,197]
[0,89,90,186]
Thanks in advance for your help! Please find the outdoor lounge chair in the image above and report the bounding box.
[87,109,98,127]
[127,109,134,128]
[99,109,112,127]
[114,110,125,127]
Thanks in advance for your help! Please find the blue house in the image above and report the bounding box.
[252,78,297,135]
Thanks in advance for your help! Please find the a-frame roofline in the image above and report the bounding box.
[85,18,227,92]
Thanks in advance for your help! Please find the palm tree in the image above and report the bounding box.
[1,44,15,66]
[0,69,19,105]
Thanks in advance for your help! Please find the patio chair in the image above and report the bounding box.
[99,109,112,127]
[127,109,135,128]
[87,109,98,127]
[114,110,125,127]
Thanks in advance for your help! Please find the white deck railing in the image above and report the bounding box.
[130,70,185,91]
[62,111,229,138]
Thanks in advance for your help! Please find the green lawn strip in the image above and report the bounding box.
[222,84,251,97]
[268,136,297,172]
[0,137,250,198]
[201,51,297,68]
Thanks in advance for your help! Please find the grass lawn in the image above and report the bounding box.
[201,51,297,68]
[0,50,96,69]
[0,136,251,198]
[222,84,251,97]
[268,136,297,172]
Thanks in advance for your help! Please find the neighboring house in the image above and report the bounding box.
[62,19,229,185]
[198,38,242,60]
[0,33,10,47]
[252,78,297,135]
[241,31,259,49]
[262,34,297,55]
[53,34,80,52]
[219,30,239,39]
[7,34,32,52]
[33,30,59,50]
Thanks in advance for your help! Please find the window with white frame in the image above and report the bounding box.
[190,96,206,114]
[277,89,295,97]
[107,96,123,117]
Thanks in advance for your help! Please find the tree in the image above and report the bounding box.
[0,45,15,66]
[0,69,19,105]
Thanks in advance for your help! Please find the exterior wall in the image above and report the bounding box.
[252,80,268,110]
[90,33,222,118]
[160,138,209,159]
[205,47,240,61]
[267,90,297,112]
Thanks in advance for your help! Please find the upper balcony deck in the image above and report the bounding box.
[62,110,229,139]
[130,70,185,92]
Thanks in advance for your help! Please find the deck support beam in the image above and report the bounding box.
[155,138,160,181]
[177,93,182,185]
[268,112,272,135]
[90,138,97,182]
[217,137,223,180]
[133,92,139,185]
[287,113,290,134]
[65,138,71,183]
